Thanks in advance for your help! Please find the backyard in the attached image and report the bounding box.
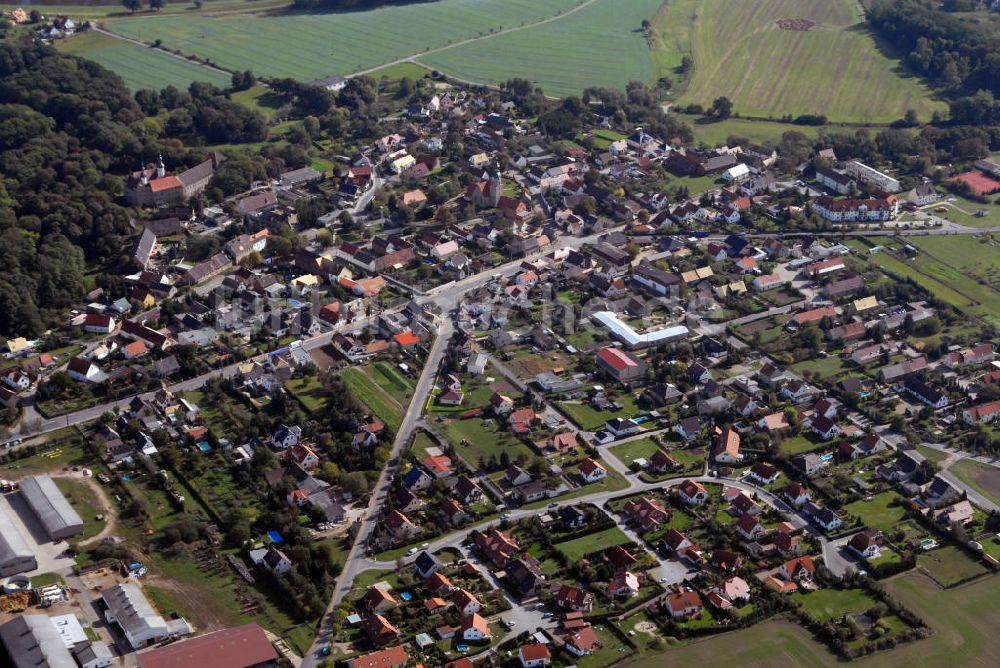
[555,526,632,561]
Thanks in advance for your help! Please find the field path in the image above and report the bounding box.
[92,25,234,76]
[347,0,599,77]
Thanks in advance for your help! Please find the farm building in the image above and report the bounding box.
[137,623,278,668]
[102,583,188,648]
[0,615,77,668]
[19,476,84,541]
[0,504,36,577]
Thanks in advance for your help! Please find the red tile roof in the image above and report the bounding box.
[136,623,277,668]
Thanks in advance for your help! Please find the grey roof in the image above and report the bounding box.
[102,583,168,643]
[280,166,323,186]
[0,615,77,668]
[72,641,112,664]
[19,476,83,539]
[0,503,34,569]
[133,228,156,267]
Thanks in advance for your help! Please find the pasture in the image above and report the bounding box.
[420,0,663,98]
[105,0,583,82]
[56,31,230,91]
[669,0,945,122]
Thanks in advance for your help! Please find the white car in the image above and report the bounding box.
[406,547,418,556]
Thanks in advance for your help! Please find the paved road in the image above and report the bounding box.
[303,318,454,666]
[7,313,387,442]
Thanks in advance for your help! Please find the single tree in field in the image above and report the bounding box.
[711,96,733,119]
[122,0,142,12]
[150,0,165,10]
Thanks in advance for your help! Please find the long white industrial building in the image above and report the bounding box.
[591,311,689,349]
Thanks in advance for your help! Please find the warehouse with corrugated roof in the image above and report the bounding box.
[19,476,84,541]
[0,503,35,576]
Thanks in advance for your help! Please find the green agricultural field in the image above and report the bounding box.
[421,0,663,98]
[871,236,1000,328]
[555,526,632,561]
[0,0,290,20]
[670,0,945,123]
[56,31,230,91]
[105,0,582,82]
[847,241,964,307]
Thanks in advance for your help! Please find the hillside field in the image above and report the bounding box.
[668,0,946,123]
[60,0,946,122]
[55,31,230,91]
[420,0,662,98]
[104,0,582,82]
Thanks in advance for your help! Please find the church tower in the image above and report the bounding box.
[156,154,166,179]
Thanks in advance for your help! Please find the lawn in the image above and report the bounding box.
[555,526,631,561]
[571,623,633,668]
[916,445,948,465]
[230,84,286,120]
[557,393,643,431]
[611,437,662,467]
[53,477,107,540]
[285,375,327,413]
[917,545,989,587]
[106,0,583,82]
[675,113,823,146]
[949,459,1000,508]
[669,0,945,123]
[791,355,848,380]
[792,587,876,621]
[779,433,826,456]
[342,367,405,431]
[844,492,909,534]
[931,195,1000,229]
[441,416,536,469]
[56,31,230,92]
[1,429,89,477]
[421,0,664,98]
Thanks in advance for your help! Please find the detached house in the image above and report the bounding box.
[677,479,709,506]
[623,497,670,532]
[712,428,742,465]
[578,458,608,484]
[555,584,593,612]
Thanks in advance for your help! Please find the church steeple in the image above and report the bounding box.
[156,154,166,179]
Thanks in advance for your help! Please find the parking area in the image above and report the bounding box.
[0,491,75,576]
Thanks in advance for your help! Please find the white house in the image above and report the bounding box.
[722,163,750,183]
[578,458,607,484]
[461,613,491,641]
[677,479,709,506]
[250,546,293,575]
